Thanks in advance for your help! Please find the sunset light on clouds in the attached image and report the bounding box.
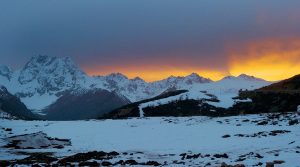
[86,66,228,82]
[86,37,300,82]
[0,0,300,82]
[228,38,300,81]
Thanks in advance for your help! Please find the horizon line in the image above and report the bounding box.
[0,55,284,83]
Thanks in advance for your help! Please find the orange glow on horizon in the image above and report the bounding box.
[86,68,227,82]
[85,37,300,82]
[228,38,300,81]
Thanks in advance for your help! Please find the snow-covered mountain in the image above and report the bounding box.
[221,74,266,82]
[17,55,87,91]
[0,55,271,115]
[150,73,212,91]
[0,56,91,112]
[134,74,271,117]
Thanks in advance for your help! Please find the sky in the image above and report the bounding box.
[0,0,300,81]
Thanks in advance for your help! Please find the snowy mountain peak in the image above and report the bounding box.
[185,73,212,84]
[21,55,81,73]
[30,55,55,65]
[131,77,145,83]
[165,75,179,82]
[105,73,128,81]
[187,72,200,78]
[222,75,234,80]
[163,73,212,83]
[237,74,265,81]
[222,74,265,82]
[17,55,87,94]
[0,65,13,80]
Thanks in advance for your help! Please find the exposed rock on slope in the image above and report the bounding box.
[0,86,36,120]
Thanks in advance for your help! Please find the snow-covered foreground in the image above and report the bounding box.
[0,114,299,166]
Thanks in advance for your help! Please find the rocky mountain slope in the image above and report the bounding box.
[44,89,130,120]
[0,86,36,120]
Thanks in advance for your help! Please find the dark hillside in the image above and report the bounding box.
[230,74,300,114]
[45,89,130,120]
[0,86,37,120]
[101,90,188,119]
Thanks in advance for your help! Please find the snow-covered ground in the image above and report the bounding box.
[1,113,299,166]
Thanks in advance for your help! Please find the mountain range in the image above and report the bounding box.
[0,55,272,120]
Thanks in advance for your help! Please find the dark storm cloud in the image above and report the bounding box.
[0,0,300,80]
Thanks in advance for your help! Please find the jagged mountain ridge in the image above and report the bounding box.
[0,55,270,113]
[221,74,266,82]
[18,56,87,91]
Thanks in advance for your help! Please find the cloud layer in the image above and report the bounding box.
[0,1,300,81]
